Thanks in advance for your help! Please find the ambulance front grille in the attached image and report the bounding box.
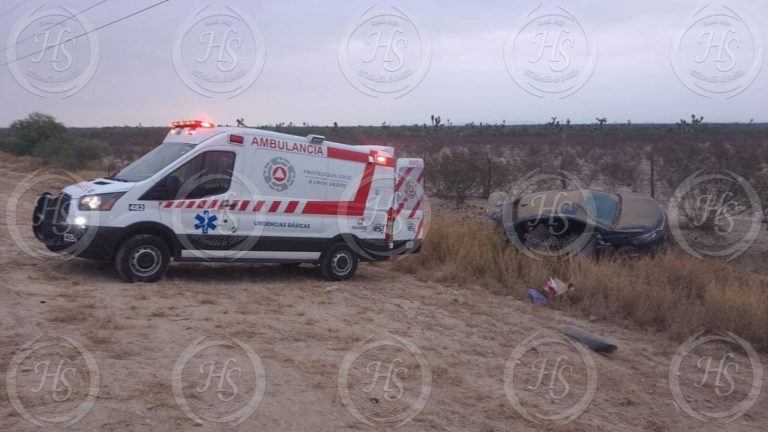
[56,192,71,224]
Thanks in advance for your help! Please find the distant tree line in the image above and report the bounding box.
[1,113,766,210]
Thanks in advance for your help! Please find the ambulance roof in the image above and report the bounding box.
[164,121,394,156]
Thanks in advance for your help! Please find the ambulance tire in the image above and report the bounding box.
[320,242,359,281]
[115,234,170,283]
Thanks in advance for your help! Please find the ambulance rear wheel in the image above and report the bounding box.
[115,234,170,283]
[320,243,358,281]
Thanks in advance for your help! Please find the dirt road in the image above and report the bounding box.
[0,167,766,431]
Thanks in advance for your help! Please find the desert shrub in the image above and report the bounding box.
[430,149,484,202]
[33,135,109,169]
[2,112,67,156]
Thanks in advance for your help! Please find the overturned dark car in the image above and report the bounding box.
[486,190,668,258]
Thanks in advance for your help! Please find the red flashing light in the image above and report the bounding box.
[171,120,216,129]
[372,152,394,167]
[229,134,244,144]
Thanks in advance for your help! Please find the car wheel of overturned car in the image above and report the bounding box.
[320,242,359,281]
[115,234,171,283]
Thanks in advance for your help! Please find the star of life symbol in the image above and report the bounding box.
[195,210,218,234]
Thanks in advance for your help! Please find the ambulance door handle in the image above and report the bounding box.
[220,217,238,233]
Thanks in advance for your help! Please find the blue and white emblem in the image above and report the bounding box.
[194,211,218,234]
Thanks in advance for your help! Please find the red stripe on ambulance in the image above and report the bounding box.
[302,159,376,217]
[327,147,369,164]
[414,218,425,239]
[395,167,413,192]
[408,199,421,218]
[285,201,299,213]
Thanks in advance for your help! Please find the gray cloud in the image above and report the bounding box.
[0,0,765,127]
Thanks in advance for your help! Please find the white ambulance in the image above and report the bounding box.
[33,120,426,282]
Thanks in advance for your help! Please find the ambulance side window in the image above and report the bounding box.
[141,151,235,200]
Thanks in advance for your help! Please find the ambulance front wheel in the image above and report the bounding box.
[320,242,359,281]
[115,234,170,283]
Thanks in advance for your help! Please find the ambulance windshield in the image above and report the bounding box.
[113,142,196,182]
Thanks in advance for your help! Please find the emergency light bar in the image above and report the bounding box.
[171,120,215,129]
[308,134,325,144]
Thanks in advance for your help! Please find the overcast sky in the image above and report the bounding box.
[0,0,766,127]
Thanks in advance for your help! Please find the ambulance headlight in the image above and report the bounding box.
[78,192,125,211]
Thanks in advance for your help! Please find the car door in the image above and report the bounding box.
[143,149,245,258]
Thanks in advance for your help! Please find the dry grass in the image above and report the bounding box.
[396,217,768,351]
[0,150,106,181]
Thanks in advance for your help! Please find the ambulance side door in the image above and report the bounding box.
[145,148,245,255]
[359,162,393,242]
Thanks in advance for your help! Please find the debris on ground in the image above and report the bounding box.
[527,288,548,304]
[561,325,618,354]
[546,277,573,298]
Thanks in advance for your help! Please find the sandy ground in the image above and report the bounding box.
[0,166,766,432]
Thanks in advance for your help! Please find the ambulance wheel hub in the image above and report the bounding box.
[331,251,353,276]
[131,246,162,277]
